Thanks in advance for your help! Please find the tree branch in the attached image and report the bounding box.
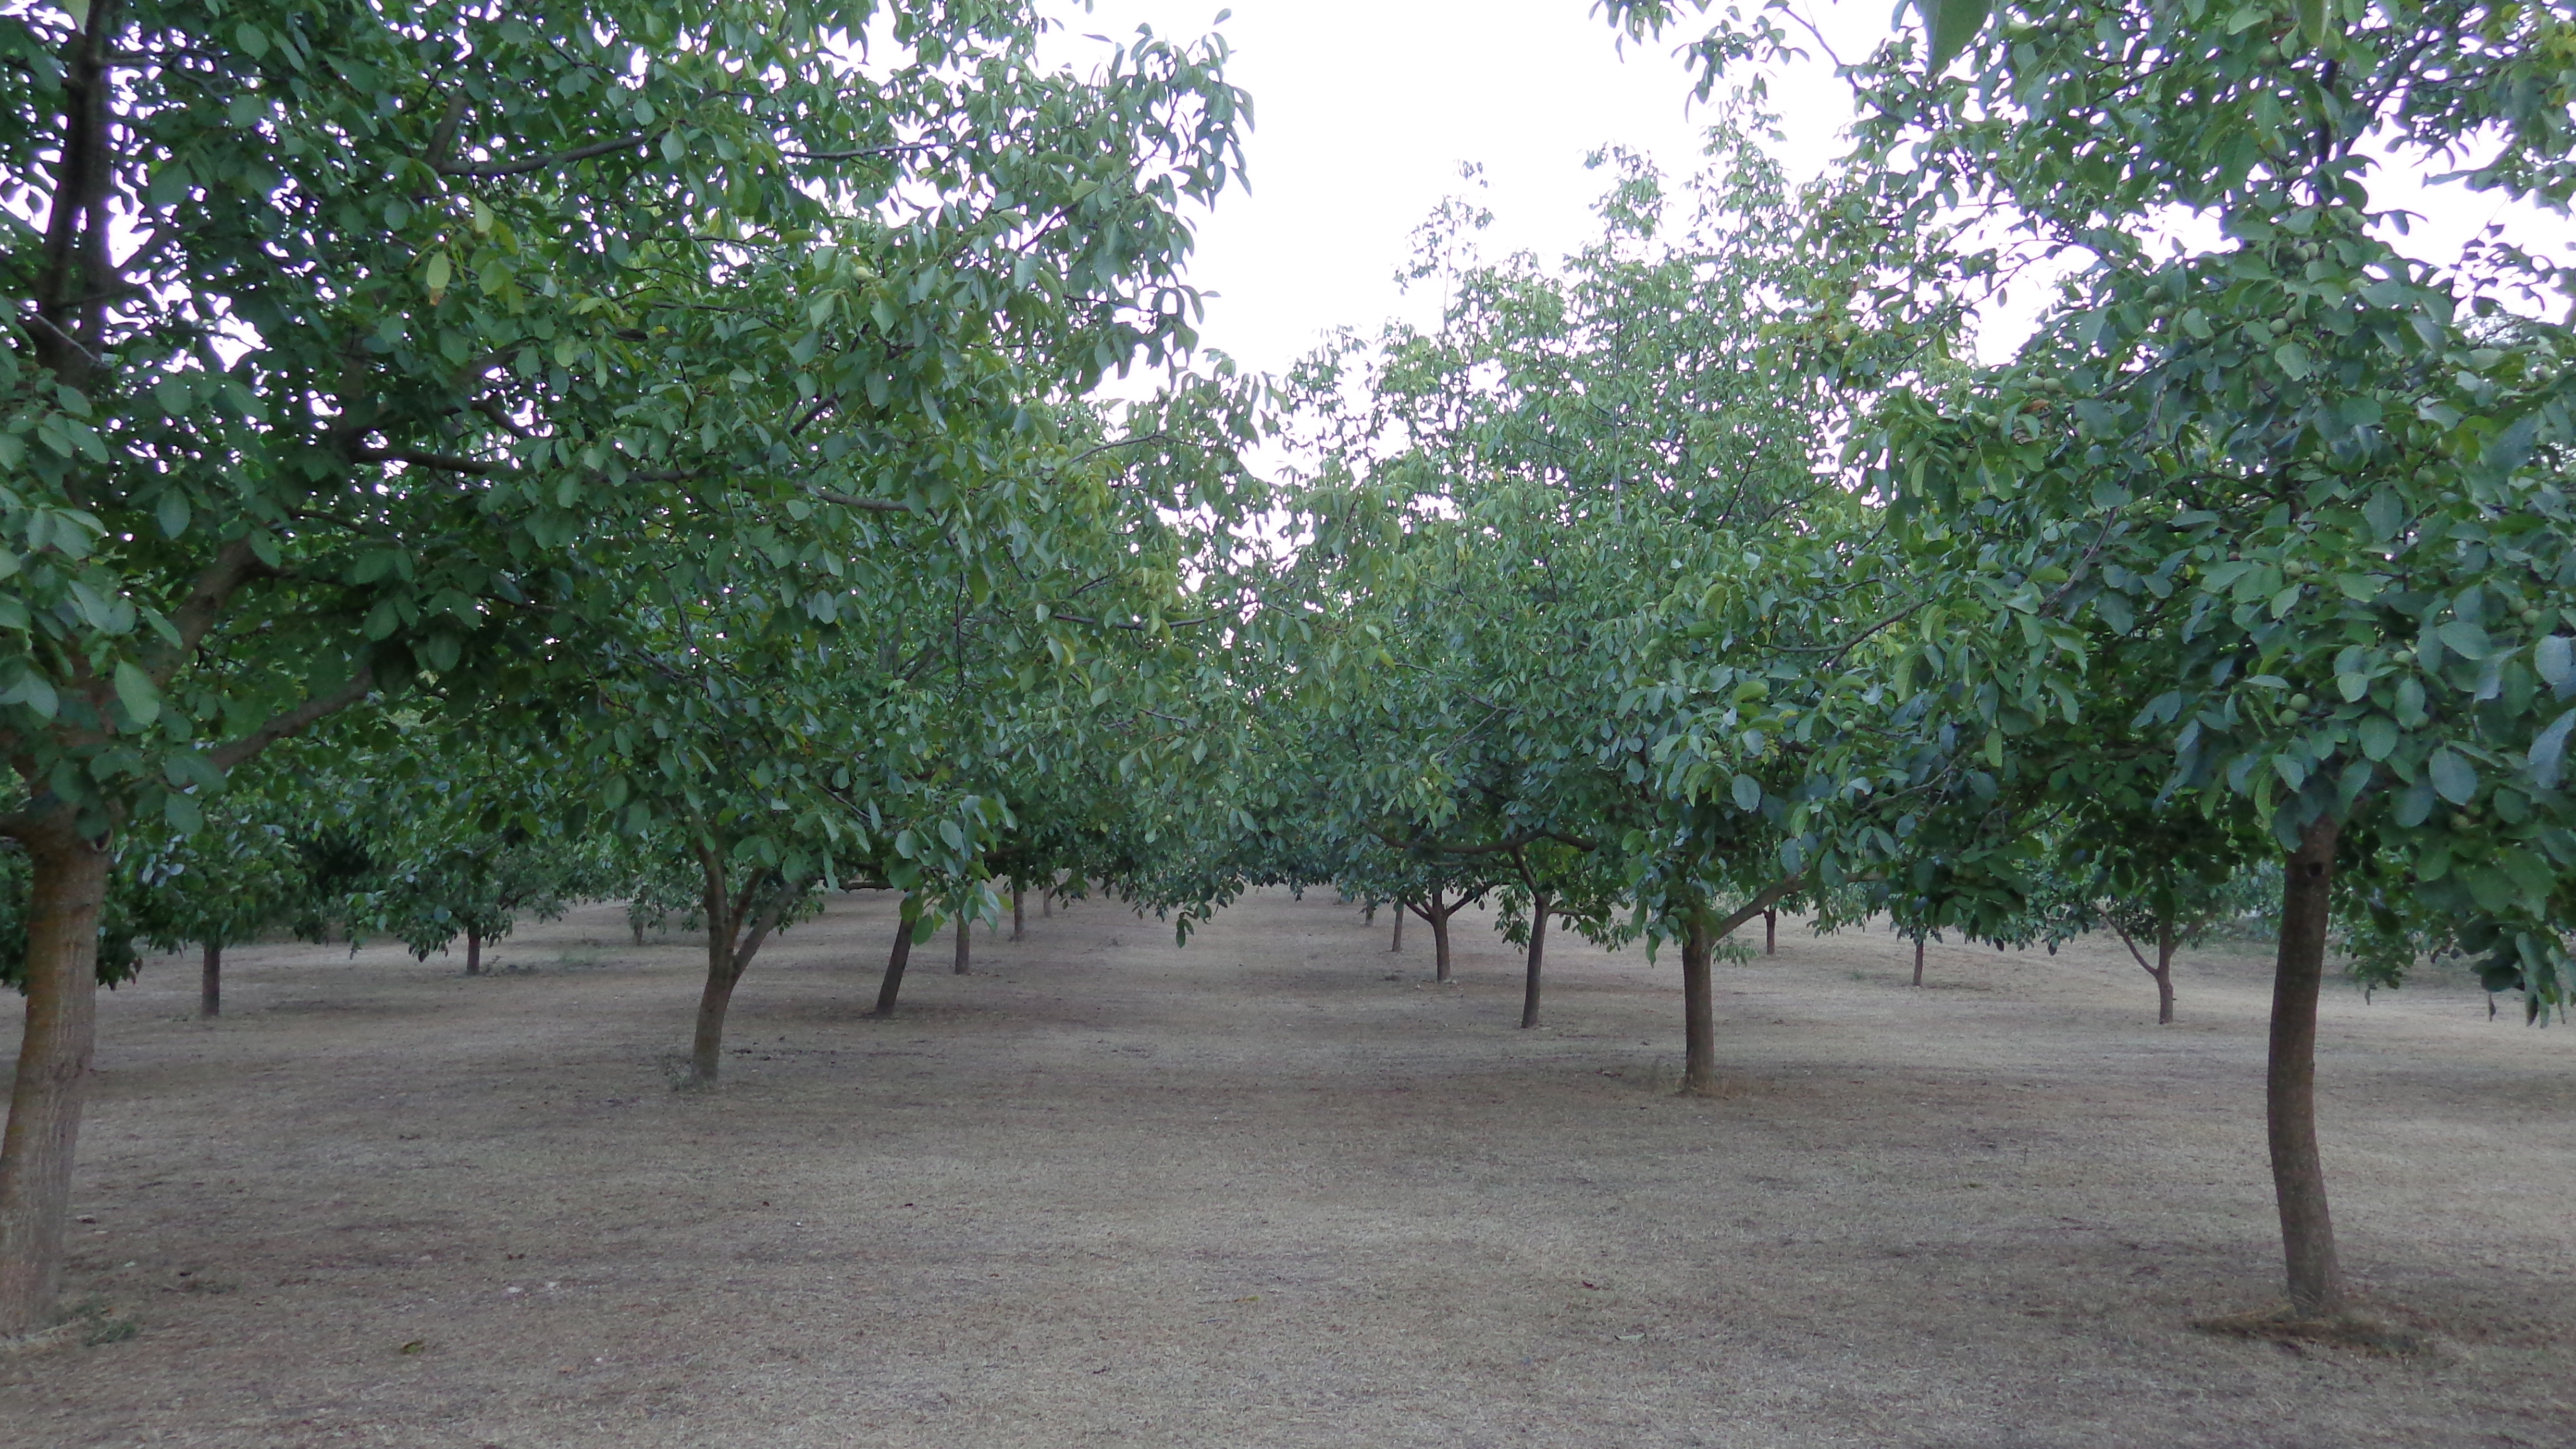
[434,131,660,179]
[209,660,380,770]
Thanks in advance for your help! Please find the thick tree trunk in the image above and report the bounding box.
[1763,909,1777,955]
[2154,920,2177,1026]
[874,903,916,1016]
[1520,894,1551,1030]
[1428,894,1453,982]
[2270,817,2346,1316]
[1390,907,1404,953]
[0,828,111,1336]
[465,925,484,976]
[200,941,221,1020]
[1679,914,1716,1096]
[1012,888,1025,941]
[1912,935,1925,988]
[953,915,970,975]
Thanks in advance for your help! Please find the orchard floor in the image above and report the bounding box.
[4,891,2575,1449]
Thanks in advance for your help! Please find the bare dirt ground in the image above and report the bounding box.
[3,887,2573,1449]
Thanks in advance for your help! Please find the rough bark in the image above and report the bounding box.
[1912,935,1925,988]
[1764,909,1777,955]
[2270,817,2346,1315]
[1426,893,1453,982]
[1680,916,1717,1095]
[464,924,484,976]
[953,915,970,974]
[200,941,221,1020]
[1390,907,1404,953]
[0,827,110,1336]
[1011,888,1025,941]
[1520,894,1551,1030]
[873,902,916,1016]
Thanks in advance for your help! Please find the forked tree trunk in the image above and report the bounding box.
[1912,935,1925,988]
[2270,818,2346,1316]
[1011,888,1024,941]
[1520,894,1551,1029]
[1390,907,1404,953]
[200,941,221,1020]
[1679,914,1717,1095]
[874,901,916,1016]
[0,828,111,1336]
[953,915,970,974]
[687,862,807,1086]
[1763,909,1777,955]
[464,925,484,977]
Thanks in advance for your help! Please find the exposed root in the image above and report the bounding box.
[2193,1303,2428,1356]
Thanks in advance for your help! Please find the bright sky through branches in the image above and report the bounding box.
[1053,1,2574,380]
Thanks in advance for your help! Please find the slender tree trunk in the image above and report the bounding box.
[631,918,646,946]
[0,828,111,1336]
[1428,896,1453,983]
[2270,817,2346,1316]
[689,903,744,1086]
[1390,907,1404,953]
[953,915,970,974]
[465,924,483,977]
[1041,889,1053,919]
[1520,894,1551,1029]
[1912,935,1925,988]
[874,902,916,1016]
[2154,920,2177,1026]
[1763,909,1777,955]
[1364,902,1376,925]
[1011,888,1025,941]
[200,941,221,1020]
[1679,913,1716,1096]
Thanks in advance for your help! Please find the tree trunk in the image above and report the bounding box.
[2269,817,2346,1316]
[1364,902,1376,925]
[465,924,483,976]
[1390,907,1404,953]
[0,828,111,1336]
[1763,909,1777,955]
[1428,896,1453,983]
[689,899,744,1086]
[2154,919,2177,1026]
[874,902,916,1016]
[953,915,970,974]
[631,918,646,947]
[1679,913,1716,1096]
[1912,935,1925,988]
[1041,889,1052,918]
[1011,887,1025,941]
[1520,894,1551,1029]
[200,941,221,1020]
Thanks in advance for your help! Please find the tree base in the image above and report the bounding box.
[2193,1303,2426,1356]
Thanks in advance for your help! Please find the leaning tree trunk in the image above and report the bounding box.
[1679,913,1717,1096]
[464,925,484,977]
[953,915,970,975]
[200,941,221,1020]
[1520,894,1551,1030]
[2270,817,2346,1316]
[1912,935,1925,988]
[0,827,111,1336]
[874,901,916,1016]
[1763,909,1777,955]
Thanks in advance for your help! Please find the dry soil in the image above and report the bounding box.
[2,888,2572,1448]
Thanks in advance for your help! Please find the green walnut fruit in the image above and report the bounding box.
[2288,693,2312,712]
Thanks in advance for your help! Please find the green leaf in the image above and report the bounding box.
[2537,636,2574,695]
[1730,773,1761,811]
[2436,621,2492,661]
[2528,708,2576,790]
[2428,749,2476,806]
[1918,0,1992,73]
[163,790,203,836]
[2356,714,2397,761]
[113,660,160,728]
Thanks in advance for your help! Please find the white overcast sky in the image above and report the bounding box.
[1043,1,2572,381]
